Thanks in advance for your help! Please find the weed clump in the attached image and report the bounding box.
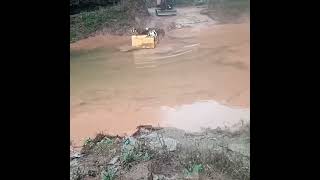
[101,167,117,180]
[120,137,155,168]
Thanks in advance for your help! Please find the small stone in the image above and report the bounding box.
[175,24,182,29]
[108,155,120,165]
[148,136,178,152]
[153,174,180,180]
[88,170,97,177]
[70,152,82,160]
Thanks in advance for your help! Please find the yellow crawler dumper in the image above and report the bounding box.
[131,35,156,49]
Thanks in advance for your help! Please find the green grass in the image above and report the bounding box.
[101,167,117,180]
[84,137,94,148]
[183,163,205,177]
[70,5,130,43]
[120,138,154,168]
[179,148,249,179]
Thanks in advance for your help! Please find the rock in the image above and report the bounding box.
[125,137,137,146]
[153,174,181,180]
[143,133,178,152]
[122,137,137,151]
[175,24,182,29]
[161,138,177,151]
[70,152,82,160]
[108,155,120,165]
[87,170,97,177]
[153,174,169,180]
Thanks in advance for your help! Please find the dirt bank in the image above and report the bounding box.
[70,124,249,180]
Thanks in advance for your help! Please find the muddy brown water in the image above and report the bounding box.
[70,23,250,146]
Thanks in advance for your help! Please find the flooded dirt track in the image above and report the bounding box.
[70,6,250,146]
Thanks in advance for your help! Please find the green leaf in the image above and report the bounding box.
[192,164,204,174]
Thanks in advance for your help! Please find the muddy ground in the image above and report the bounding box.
[70,123,249,180]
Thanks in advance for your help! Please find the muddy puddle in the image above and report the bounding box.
[160,100,249,132]
[70,22,250,146]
